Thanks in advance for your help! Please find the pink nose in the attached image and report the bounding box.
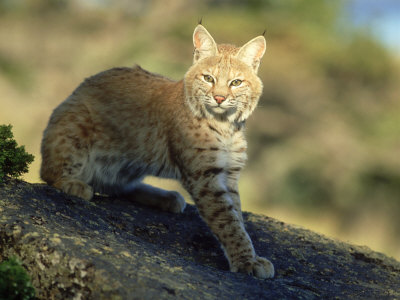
[214,95,226,104]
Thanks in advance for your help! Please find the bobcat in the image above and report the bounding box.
[40,24,274,279]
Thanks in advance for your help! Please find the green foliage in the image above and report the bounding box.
[0,257,35,300]
[0,0,69,14]
[321,34,394,90]
[360,166,400,203]
[280,166,334,209]
[0,125,34,182]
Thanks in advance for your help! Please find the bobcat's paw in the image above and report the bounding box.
[231,256,275,279]
[54,179,93,201]
[161,191,186,213]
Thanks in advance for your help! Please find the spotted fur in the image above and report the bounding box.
[40,25,274,279]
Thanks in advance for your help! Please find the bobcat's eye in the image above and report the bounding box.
[230,79,242,87]
[203,75,214,83]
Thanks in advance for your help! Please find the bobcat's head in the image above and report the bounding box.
[184,25,266,123]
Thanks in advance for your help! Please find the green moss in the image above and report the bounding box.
[0,125,34,182]
[0,257,35,300]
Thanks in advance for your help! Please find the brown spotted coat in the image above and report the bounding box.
[40,25,274,279]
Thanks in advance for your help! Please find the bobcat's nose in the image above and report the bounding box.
[214,95,226,104]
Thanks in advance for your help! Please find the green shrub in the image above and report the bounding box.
[0,257,35,300]
[0,124,34,182]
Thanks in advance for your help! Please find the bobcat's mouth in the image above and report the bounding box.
[212,106,226,113]
[205,103,236,117]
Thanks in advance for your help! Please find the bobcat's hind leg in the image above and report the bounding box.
[121,183,186,213]
[41,101,95,200]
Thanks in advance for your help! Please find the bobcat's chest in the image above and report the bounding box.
[185,120,247,170]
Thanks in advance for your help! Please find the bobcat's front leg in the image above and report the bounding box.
[184,168,274,279]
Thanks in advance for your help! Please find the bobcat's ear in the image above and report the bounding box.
[236,36,266,73]
[193,25,218,63]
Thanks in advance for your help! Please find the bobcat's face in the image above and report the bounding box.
[184,25,266,123]
[185,54,263,122]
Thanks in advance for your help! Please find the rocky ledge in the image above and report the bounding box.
[0,177,399,299]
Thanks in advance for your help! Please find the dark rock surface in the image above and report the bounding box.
[1,177,399,299]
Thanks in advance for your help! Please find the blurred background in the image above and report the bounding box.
[1,0,399,260]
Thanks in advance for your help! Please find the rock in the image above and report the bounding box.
[0,177,399,299]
